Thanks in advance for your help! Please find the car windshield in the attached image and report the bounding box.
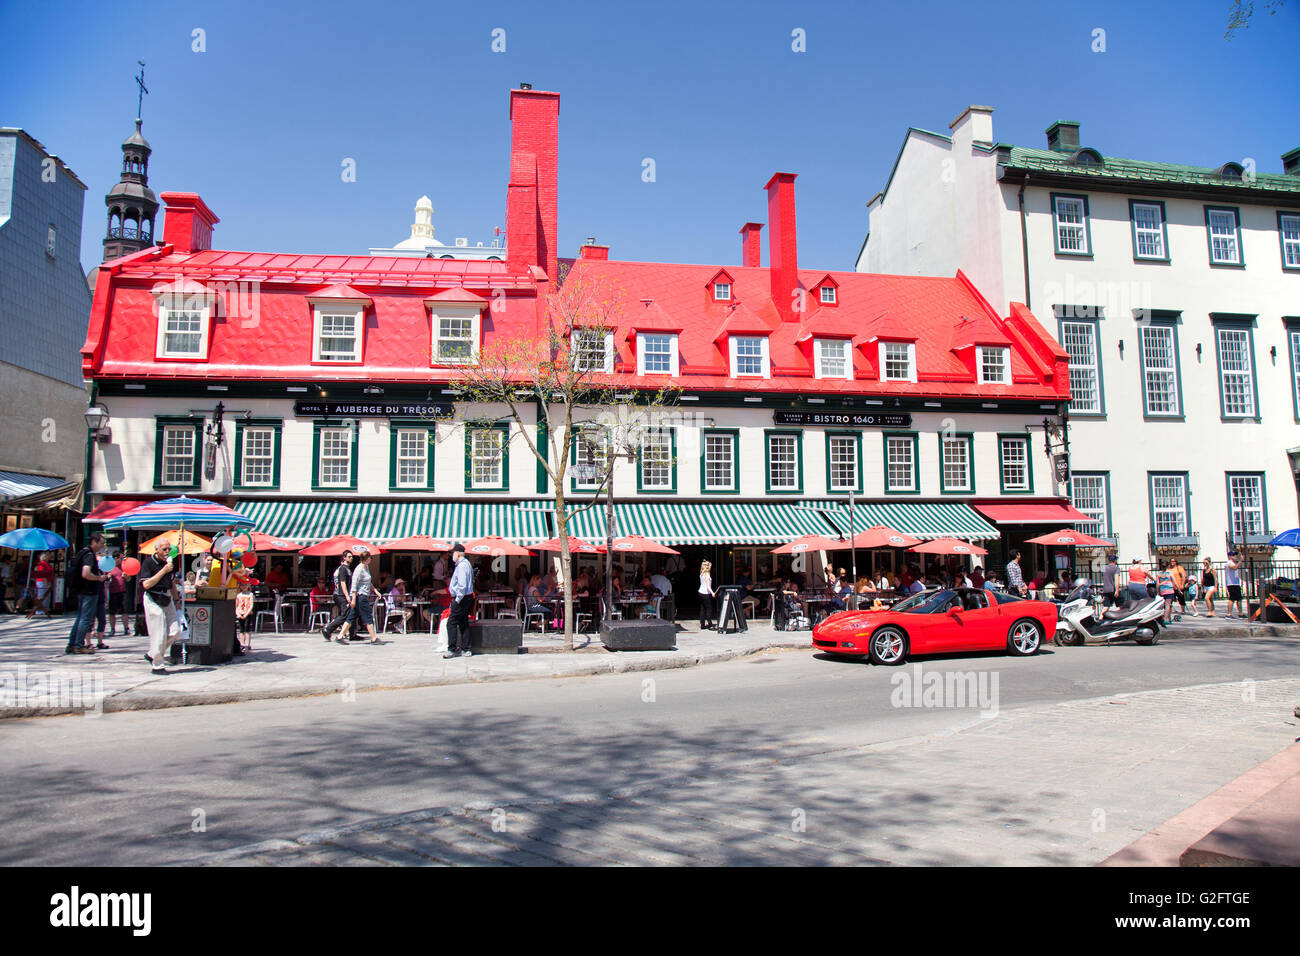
[892,589,957,615]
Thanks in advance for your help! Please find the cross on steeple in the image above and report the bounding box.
[135,60,149,121]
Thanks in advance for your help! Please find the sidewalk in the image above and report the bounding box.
[0,609,1291,718]
[0,612,808,717]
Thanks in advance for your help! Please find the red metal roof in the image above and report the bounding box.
[974,503,1092,524]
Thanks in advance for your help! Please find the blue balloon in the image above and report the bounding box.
[98,555,116,573]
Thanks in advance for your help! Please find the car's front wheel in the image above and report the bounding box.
[868,626,908,665]
[1008,619,1042,656]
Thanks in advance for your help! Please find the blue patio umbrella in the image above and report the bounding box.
[1269,528,1300,548]
[0,527,71,615]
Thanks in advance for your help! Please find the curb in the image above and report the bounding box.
[0,640,807,719]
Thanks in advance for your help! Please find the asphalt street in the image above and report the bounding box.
[2,637,1298,866]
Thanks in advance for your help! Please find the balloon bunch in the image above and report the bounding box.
[210,529,257,588]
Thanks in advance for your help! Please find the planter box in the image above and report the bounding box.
[468,619,524,654]
[601,619,676,651]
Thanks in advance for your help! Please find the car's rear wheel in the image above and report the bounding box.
[868,626,908,665]
[1008,619,1042,656]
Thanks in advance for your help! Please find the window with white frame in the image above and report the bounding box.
[999,437,1030,491]
[1217,327,1256,417]
[637,333,678,376]
[314,309,361,362]
[240,426,276,487]
[433,313,478,364]
[395,428,430,488]
[880,341,914,381]
[1280,213,1300,268]
[1227,474,1265,539]
[820,285,836,304]
[157,304,209,358]
[571,329,613,373]
[469,428,504,489]
[1060,320,1101,414]
[827,435,858,492]
[1206,208,1241,264]
[941,437,972,492]
[730,336,768,377]
[703,432,735,491]
[1291,328,1300,415]
[1150,474,1189,538]
[1132,202,1166,259]
[1071,473,1109,538]
[161,426,196,485]
[318,427,353,487]
[815,338,851,379]
[767,434,799,491]
[977,346,1010,385]
[639,431,673,490]
[713,282,731,301]
[572,428,608,490]
[885,436,916,492]
[1053,195,1089,254]
[1140,325,1180,416]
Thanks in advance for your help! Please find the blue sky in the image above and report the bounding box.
[3,0,1296,274]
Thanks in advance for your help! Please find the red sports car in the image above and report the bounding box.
[811,588,1055,664]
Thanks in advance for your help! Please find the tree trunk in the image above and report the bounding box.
[555,488,575,651]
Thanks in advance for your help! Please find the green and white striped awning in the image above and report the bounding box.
[235,500,550,545]
[821,502,999,541]
[563,501,839,546]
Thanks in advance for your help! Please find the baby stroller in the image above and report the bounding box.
[773,591,810,631]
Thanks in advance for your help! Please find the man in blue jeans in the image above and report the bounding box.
[66,532,107,654]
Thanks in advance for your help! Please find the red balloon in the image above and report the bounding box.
[121,557,141,576]
[241,551,258,568]
[246,577,259,586]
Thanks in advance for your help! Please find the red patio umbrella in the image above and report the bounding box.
[607,534,680,555]
[383,534,454,552]
[461,536,532,557]
[770,534,850,555]
[299,534,385,556]
[908,537,989,556]
[249,532,303,552]
[531,536,605,554]
[848,525,923,550]
[1024,528,1113,548]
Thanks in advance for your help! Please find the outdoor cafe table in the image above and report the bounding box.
[403,599,435,632]
[475,595,507,620]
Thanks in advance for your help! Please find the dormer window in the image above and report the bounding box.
[879,341,916,382]
[714,282,731,301]
[572,329,613,373]
[636,333,679,376]
[977,346,1010,385]
[820,286,836,304]
[814,338,852,380]
[153,282,214,360]
[730,336,769,377]
[314,308,363,363]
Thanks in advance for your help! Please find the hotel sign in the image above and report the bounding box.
[293,401,454,419]
[773,411,912,428]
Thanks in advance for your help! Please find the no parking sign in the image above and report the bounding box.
[187,604,212,646]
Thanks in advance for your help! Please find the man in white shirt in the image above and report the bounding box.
[650,572,672,596]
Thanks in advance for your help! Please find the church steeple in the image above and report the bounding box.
[102,63,159,261]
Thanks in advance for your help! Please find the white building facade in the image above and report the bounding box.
[858,106,1300,568]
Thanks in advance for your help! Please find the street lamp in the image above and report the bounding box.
[84,402,111,443]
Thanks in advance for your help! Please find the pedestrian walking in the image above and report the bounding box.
[138,537,183,674]
[1155,560,1177,622]
[1004,550,1027,597]
[1126,558,1152,605]
[322,549,355,642]
[443,543,474,658]
[348,547,383,644]
[697,559,717,630]
[1170,557,1188,616]
[64,534,107,654]
[1224,551,1244,618]
[29,551,55,617]
[1200,557,1218,617]
[1100,554,1120,607]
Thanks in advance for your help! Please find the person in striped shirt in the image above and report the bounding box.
[1004,550,1027,597]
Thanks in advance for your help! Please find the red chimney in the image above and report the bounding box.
[160,192,219,254]
[579,242,609,260]
[739,222,763,268]
[764,173,799,321]
[506,87,560,278]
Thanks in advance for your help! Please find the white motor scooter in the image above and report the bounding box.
[1054,580,1166,646]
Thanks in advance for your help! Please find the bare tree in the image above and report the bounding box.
[1226,0,1289,39]
[451,268,679,649]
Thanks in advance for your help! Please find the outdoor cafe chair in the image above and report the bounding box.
[638,596,663,620]
[380,593,406,634]
[600,596,622,623]
[254,590,287,634]
[522,596,548,633]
